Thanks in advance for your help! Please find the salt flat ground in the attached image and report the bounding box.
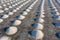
[0,0,60,40]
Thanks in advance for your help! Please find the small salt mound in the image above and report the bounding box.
[18,2,20,4]
[3,4,6,6]
[41,11,45,14]
[54,7,56,9]
[0,19,3,23]
[0,36,11,40]
[8,12,14,15]
[32,23,44,30]
[28,7,32,10]
[0,6,2,8]
[23,3,26,5]
[16,8,20,10]
[19,6,22,8]
[32,3,34,5]
[11,2,13,3]
[2,2,4,3]
[40,14,45,18]
[13,10,17,12]
[29,30,44,40]
[2,14,9,19]
[57,16,60,20]
[56,12,60,15]
[38,18,44,23]
[15,4,18,5]
[7,3,10,5]
[21,5,24,7]
[0,10,4,13]
[9,6,12,8]
[12,5,15,7]
[18,15,25,20]
[30,5,33,8]
[4,8,9,11]
[12,20,21,26]
[22,11,28,15]
[26,9,30,12]
[55,9,58,12]
[4,26,18,35]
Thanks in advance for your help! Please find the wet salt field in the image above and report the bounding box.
[0,0,60,40]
